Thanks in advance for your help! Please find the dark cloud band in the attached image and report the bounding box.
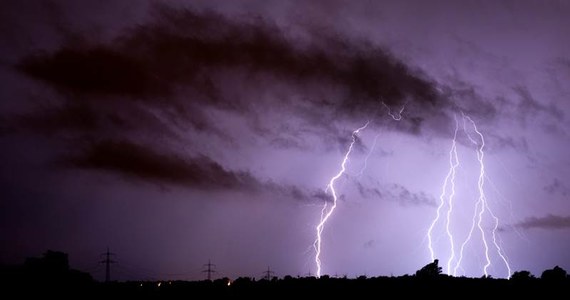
[514,214,570,230]
[17,4,448,133]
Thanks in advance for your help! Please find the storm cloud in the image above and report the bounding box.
[544,178,570,197]
[17,4,450,136]
[514,214,570,230]
[9,4,462,192]
[58,138,324,204]
[66,139,257,189]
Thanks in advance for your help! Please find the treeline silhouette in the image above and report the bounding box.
[1,251,568,297]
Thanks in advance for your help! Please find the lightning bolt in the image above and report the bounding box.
[313,101,406,277]
[485,202,512,277]
[382,101,406,121]
[429,114,511,278]
[444,118,460,274]
[353,101,405,177]
[427,116,459,272]
[460,115,511,277]
[314,121,369,277]
[452,116,480,276]
[470,115,492,277]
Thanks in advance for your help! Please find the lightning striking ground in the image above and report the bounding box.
[427,116,459,273]
[429,114,512,278]
[314,122,369,277]
[313,101,406,277]
[462,115,511,277]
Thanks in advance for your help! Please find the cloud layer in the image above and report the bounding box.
[514,214,570,230]
[17,4,450,133]
[12,4,457,194]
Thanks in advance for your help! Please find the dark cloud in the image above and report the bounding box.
[67,139,257,189]
[18,102,105,134]
[514,214,570,230]
[7,3,459,208]
[544,179,570,197]
[64,138,324,202]
[14,97,189,142]
[19,46,162,97]
[269,136,309,150]
[354,181,436,207]
[389,183,436,207]
[513,85,564,122]
[16,4,449,136]
[355,181,383,199]
[442,80,499,120]
[313,189,334,203]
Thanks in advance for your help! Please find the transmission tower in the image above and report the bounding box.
[202,259,217,281]
[263,266,275,281]
[100,248,116,282]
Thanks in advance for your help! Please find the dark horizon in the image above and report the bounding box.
[2,250,568,298]
[2,249,568,283]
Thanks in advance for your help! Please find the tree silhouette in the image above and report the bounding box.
[510,270,535,281]
[415,259,442,278]
[541,266,567,282]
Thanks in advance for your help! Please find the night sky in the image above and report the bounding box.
[1,0,569,281]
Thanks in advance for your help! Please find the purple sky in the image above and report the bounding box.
[1,0,569,280]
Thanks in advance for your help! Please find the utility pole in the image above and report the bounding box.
[100,248,116,283]
[263,266,274,281]
[202,259,216,281]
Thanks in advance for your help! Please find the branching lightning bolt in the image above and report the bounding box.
[311,101,510,278]
[444,118,460,274]
[470,116,492,277]
[352,101,405,177]
[314,121,369,277]
[452,117,481,276]
[427,116,459,273]
[313,101,406,277]
[485,202,512,277]
[461,115,511,277]
[429,114,511,278]
[382,101,406,121]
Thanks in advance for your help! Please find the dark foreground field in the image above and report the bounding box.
[1,251,568,297]
[2,274,570,298]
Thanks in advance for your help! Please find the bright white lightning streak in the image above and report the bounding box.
[452,117,480,276]
[314,121,369,277]
[468,116,491,276]
[444,118,460,274]
[427,116,459,270]
[485,202,512,277]
[453,115,511,278]
[453,199,479,276]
